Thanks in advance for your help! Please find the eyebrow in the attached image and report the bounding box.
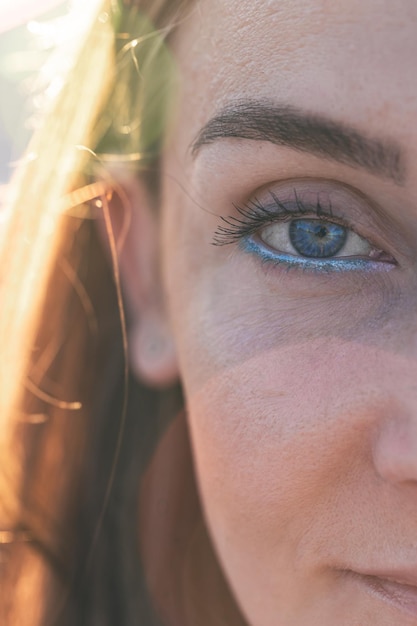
[191,101,405,184]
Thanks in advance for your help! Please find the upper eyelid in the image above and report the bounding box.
[212,193,353,247]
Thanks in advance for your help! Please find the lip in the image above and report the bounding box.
[350,569,417,619]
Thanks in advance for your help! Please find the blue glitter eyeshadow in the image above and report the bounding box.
[239,236,394,274]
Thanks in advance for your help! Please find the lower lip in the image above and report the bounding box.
[352,572,417,618]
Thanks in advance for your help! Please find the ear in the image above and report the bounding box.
[96,168,179,388]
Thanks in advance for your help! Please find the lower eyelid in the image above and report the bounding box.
[241,234,396,274]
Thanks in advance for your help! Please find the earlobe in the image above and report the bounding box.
[96,167,180,388]
[129,309,180,388]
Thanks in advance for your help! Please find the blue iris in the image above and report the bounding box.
[289,219,347,258]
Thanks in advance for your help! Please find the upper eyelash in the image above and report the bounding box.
[212,191,337,247]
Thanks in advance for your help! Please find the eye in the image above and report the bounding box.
[260,218,372,260]
[213,183,397,274]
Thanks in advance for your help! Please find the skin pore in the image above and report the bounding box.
[123,0,417,624]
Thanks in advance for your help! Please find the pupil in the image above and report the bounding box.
[289,219,347,258]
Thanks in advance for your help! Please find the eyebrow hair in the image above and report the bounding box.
[191,101,405,184]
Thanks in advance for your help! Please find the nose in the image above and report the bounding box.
[372,409,417,485]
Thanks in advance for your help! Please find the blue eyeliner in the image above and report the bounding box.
[239,235,394,274]
[213,189,397,274]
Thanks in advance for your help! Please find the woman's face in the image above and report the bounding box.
[158,1,417,623]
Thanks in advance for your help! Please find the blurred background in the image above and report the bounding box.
[0,0,69,184]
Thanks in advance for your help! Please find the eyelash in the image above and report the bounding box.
[213,192,335,246]
[212,192,394,274]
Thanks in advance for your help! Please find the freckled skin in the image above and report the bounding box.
[158,1,417,624]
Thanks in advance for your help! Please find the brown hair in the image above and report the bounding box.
[0,1,196,623]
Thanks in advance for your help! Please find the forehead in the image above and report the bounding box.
[170,0,417,155]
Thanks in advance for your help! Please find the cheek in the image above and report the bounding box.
[179,333,417,602]
[161,214,408,539]
[184,337,372,535]
[160,183,417,616]
[161,197,417,622]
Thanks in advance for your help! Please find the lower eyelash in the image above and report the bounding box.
[240,235,395,274]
